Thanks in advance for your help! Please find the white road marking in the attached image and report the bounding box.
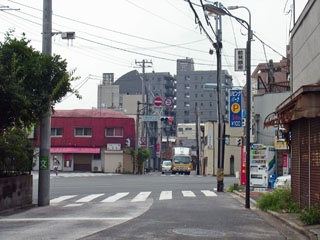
[182,190,196,197]
[101,192,129,203]
[51,195,77,204]
[201,190,217,197]
[63,203,83,207]
[159,191,172,200]
[131,191,152,202]
[0,217,132,222]
[75,194,105,203]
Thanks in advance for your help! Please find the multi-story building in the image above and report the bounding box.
[175,58,232,124]
[33,109,135,173]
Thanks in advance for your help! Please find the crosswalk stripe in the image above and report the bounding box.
[182,190,196,197]
[131,191,151,202]
[75,193,105,203]
[159,191,172,200]
[51,195,77,204]
[201,190,217,197]
[101,192,129,203]
[64,203,83,208]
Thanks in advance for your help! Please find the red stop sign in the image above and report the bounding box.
[154,97,162,106]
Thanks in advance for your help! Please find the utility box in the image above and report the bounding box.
[61,32,75,40]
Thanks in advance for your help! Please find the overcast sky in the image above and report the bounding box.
[0,0,308,110]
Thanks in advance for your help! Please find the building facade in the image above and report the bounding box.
[34,109,135,173]
[176,58,232,124]
[264,0,320,208]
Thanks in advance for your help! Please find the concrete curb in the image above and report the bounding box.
[233,190,319,240]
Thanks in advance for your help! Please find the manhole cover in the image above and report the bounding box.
[172,228,226,238]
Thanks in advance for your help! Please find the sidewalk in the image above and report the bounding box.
[234,190,320,240]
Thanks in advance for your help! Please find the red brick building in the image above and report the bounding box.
[34,109,135,173]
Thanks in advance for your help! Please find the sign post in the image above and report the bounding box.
[229,89,242,128]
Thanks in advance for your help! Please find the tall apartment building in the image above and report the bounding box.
[176,58,233,124]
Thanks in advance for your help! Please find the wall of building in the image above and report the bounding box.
[44,117,135,149]
[253,92,290,145]
[176,69,232,124]
[203,121,243,176]
[291,0,320,92]
[97,84,120,109]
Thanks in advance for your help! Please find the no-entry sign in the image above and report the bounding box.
[154,97,162,106]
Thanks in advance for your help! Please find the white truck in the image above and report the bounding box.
[171,147,192,175]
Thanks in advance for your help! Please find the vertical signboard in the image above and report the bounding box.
[229,89,242,128]
[235,48,246,71]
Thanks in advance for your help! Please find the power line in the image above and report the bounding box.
[7,0,211,54]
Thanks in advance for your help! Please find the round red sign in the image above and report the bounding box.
[154,97,162,106]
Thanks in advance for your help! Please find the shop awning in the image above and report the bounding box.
[264,84,320,129]
[51,147,100,154]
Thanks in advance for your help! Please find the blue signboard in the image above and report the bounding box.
[229,89,242,128]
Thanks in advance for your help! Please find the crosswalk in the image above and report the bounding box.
[50,190,218,207]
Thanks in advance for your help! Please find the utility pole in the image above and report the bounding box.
[195,105,200,175]
[214,2,224,192]
[135,101,140,174]
[38,0,52,206]
[135,60,152,169]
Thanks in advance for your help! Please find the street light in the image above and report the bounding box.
[204,4,252,208]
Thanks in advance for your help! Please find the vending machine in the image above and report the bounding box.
[250,144,276,188]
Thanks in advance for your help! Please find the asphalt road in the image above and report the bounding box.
[0,171,307,240]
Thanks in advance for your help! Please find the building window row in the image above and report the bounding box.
[51,127,123,138]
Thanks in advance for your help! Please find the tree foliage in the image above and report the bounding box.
[0,127,34,177]
[0,32,79,176]
[137,148,150,174]
[0,32,79,133]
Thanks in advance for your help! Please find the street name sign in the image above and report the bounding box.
[141,115,159,121]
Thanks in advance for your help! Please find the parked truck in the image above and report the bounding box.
[171,147,192,175]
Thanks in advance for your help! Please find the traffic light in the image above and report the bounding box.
[160,116,173,122]
[236,137,242,147]
[125,138,131,147]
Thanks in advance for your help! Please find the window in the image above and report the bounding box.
[201,102,204,106]
[195,85,198,89]
[51,127,63,137]
[93,154,101,160]
[195,94,198,98]
[184,111,190,116]
[184,102,190,107]
[185,128,192,131]
[210,93,213,97]
[184,84,190,89]
[105,127,123,137]
[210,102,213,107]
[184,93,190,98]
[75,127,92,137]
[185,76,190,81]
[201,94,204,97]
[178,128,183,132]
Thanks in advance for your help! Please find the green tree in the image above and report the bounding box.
[137,148,150,174]
[0,32,79,176]
[0,127,34,177]
[0,32,79,133]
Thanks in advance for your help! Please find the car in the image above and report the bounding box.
[274,175,291,189]
[161,160,172,174]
